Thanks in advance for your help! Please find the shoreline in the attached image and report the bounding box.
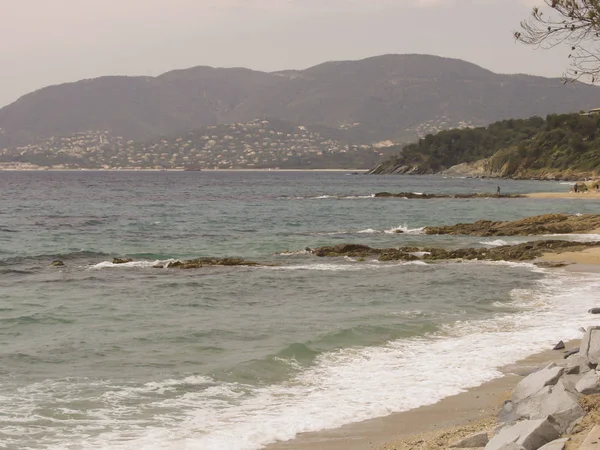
[0,167,368,172]
[265,342,579,450]
[266,248,600,450]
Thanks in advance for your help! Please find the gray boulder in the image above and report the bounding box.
[513,381,584,433]
[512,363,564,403]
[564,354,583,375]
[449,431,489,447]
[538,438,569,450]
[580,326,600,367]
[553,341,565,350]
[575,370,600,394]
[499,400,517,423]
[497,445,527,450]
[485,417,560,450]
[588,308,600,314]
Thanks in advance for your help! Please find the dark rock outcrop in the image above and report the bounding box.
[424,214,600,236]
[374,192,523,199]
[311,240,600,263]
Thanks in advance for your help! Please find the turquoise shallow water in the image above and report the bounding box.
[2,171,600,450]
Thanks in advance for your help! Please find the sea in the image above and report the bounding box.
[2,171,600,450]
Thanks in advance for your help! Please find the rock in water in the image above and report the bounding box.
[588,308,600,314]
[112,258,133,264]
[50,260,65,267]
[553,341,565,350]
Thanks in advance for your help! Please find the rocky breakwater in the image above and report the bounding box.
[311,240,600,263]
[374,192,523,199]
[444,327,600,450]
[424,214,600,237]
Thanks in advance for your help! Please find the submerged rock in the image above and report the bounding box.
[424,213,600,236]
[166,257,259,269]
[112,258,133,264]
[50,260,65,267]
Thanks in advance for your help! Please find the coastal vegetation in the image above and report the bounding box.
[369,113,600,179]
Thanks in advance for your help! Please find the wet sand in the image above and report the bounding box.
[538,246,600,269]
[265,344,578,450]
[525,192,600,199]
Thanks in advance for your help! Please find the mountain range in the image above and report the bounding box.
[3,54,600,169]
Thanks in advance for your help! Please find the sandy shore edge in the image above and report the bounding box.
[525,192,600,199]
[267,247,600,450]
[265,342,579,450]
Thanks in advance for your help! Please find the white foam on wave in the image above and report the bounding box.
[357,228,379,234]
[46,266,600,450]
[89,259,176,269]
[479,239,511,247]
[384,224,425,234]
[277,250,311,256]
[320,224,424,236]
[265,261,422,272]
[547,233,600,242]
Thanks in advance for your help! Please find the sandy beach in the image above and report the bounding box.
[525,192,600,199]
[538,246,600,267]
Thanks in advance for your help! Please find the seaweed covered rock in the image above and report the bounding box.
[166,257,259,269]
[50,260,65,267]
[424,214,600,236]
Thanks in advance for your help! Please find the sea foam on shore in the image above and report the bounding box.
[50,265,600,450]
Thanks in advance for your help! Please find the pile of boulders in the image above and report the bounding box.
[449,326,600,450]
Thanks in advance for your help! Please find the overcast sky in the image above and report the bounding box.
[0,0,569,108]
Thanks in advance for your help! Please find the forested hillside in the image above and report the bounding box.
[369,113,600,180]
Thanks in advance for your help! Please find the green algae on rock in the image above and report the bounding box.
[50,260,65,267]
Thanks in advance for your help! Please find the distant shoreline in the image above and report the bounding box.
[0,168,368,173]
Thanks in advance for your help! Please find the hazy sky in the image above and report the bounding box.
[0,0,569,108]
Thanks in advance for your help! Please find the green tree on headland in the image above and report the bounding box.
[515,0,600,82]
[369,113,600,179]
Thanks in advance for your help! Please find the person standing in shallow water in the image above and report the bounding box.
[496,186,501,196]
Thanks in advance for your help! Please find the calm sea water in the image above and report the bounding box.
[2,171,600,450]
